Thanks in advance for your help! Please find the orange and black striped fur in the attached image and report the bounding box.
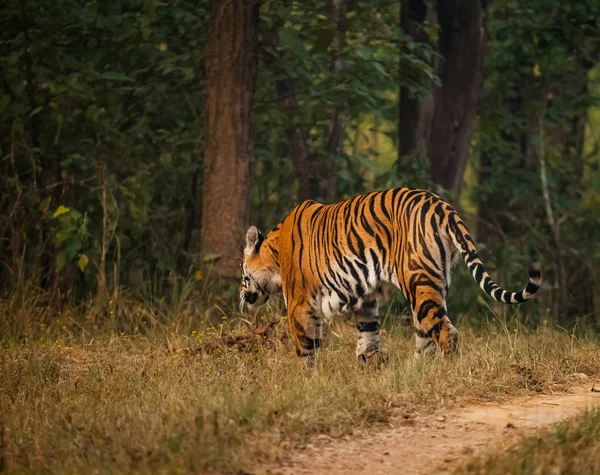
[240,188,541,372]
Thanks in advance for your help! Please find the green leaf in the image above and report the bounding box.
[29,106,43,117]
[202,253,221,263]
[373,62,387,77]
[53,205,70,218]
[279,27,308,58]
[56,227,75,244]
[360,157,380,171]
[39,196,51,212]
[337,168,355,184]
[78,254,89,272]
[56,250,69,271]
[56,244,81,272]
[100,72,135,83]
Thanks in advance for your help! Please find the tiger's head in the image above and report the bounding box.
[239,225,282,312]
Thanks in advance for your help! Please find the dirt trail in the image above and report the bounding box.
[264,384,600,475]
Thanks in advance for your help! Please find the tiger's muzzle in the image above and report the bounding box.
[239,288,269,312]
[243,291,258,305]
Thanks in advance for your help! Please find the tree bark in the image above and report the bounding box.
[201,0,258,278]
[429,0,486,194]
[397,0,435,169]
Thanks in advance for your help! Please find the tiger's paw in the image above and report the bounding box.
[358,349,388,369]
[439,325,460,357]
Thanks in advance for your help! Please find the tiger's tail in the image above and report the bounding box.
[446,210,541,304]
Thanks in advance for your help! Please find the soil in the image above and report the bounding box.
[262,381,600,475]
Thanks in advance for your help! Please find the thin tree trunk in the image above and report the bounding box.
[20,0,61,291]
[429,0,486,194]
[538,109,568,320]
[261,26,311,202]
[398,0,435,169]
[96,161,108,301]
[201,0,258,278]
[183,167,200,253]
[322,0,347,203]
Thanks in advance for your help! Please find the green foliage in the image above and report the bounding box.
[0,0,206,293]
[0,0,599,322]
[253,0,437,225]
[473,0,600,320]
[52,206,89,272]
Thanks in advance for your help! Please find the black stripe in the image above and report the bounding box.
[375,234,387,264]
[416,298,440,323]
[473,264,484,284]
[379,190,392,222]
[493,288,504,301]
[525,281,539,294]
[427,320,444,339]
[431,211,447,273]
[369,249,381,279]
[357,321,380,332]
[297,335,321,353]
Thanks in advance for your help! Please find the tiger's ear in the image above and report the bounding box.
[245,226,262,254]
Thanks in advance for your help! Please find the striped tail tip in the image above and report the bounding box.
[528,262,542,282]
[524,262,542,296]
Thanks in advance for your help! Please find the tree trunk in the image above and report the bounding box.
[397,0,436,169]
[20,2,62,292]
[538,109,568,321]
[183,167,200,254]
[201,0,258,278]
[429,0,486,194]
[261,26,312,202]
[322,0,347,203]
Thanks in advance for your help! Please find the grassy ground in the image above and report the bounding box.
[2,297,600,474]
[460,408,600,474]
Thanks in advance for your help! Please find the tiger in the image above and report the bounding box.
[239,188,541,372]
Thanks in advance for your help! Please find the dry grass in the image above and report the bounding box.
[1,300,600,474]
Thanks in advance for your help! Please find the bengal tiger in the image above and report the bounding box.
[239,188,541,372]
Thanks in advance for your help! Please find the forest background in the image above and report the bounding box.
[1,0,600,330]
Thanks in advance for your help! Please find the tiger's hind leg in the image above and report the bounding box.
[355,299,387,366]
[409,275,459,357]
[287,304,322,374]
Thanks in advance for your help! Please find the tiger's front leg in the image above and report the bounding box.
[287,303,323,374]
[355,300,388,366]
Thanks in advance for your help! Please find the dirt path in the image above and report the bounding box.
[263,383,600,475]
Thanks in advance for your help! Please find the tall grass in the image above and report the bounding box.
[1,288,600,473]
